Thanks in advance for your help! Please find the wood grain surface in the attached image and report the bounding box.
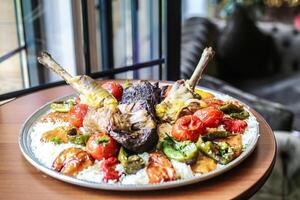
[0,84,276,200]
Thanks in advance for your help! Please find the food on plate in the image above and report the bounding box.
[118,147,145,174]
[101,81,123,101]
[171,115,205,142]
[146,152,176,183]
[86,132,119,160]
[28,47,258,184]
[52,147,94,176]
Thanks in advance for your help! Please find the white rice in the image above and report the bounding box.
[30,122,82,167]
[171,160,194,179]
[76,160,104,183]
[121,168,149,184]
[29,89,259,185]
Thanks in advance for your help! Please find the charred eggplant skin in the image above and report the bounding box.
[110,128,158,153]
[110,81,160,153]
[120,81,161,120]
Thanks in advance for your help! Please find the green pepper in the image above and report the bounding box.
[118,147,145,174]
[220,103,249,120]
[229,111,249,120]
[201,131,234,141]
[68,134,90,145]
[50,99,75,112]
[162,136,198,163]
[49,136,63,145]
[196,138,235,165]
[218,141,235,164]
[220,103,243,114]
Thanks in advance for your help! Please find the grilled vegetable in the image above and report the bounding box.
[220,102,250,120]
[220,102,243,114]
[201,131,234,141]
[217,133,243,157]
[162,136,198,163]
[39,112,69,123]
[69,104,88,128]
[86,132,119,160]
[102,81,123,101]
[191,152,217,173]
[52,147,94,176]
[146,152,176,183]
[50,99,75,112]
[68,134,90,145]
[118,147,145,174]
[109,82,160,153]
[194,107,224,128]
[41,126,70,144]
[171,115,205,142]
[41,126,90,145]
[120,81,161,119]
[230,111,250,120]
[222,118,248,133]
[196,138,235,165]
[194,89,214,99]
[38,52,117,109]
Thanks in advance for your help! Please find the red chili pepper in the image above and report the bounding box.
[101,157,120,182]
[222,118,248,133]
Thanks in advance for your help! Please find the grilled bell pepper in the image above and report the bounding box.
[118,147,145,174]
[162,136,198,163]
[220,102,249,120]
[196,138,235,165]
[201,131,234,141]
[50,99,75,112]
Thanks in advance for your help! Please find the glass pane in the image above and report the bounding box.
[96,64,160,80]
[0,0,79,96]
[0,51,24,95]
[41,0,77,83]
[139,64,160,80]
[0,0,20,56]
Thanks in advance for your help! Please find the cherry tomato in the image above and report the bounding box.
[222,118,248,133]
[101,157,120,182]
[102,81,123,101]
[171,115,205,142]
[86,132,119,160]
[194,107,224,128]
[69,104,88,127]
[147,152,176,183]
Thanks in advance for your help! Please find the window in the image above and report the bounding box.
[0,0,181,101]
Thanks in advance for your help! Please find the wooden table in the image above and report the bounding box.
[0,85,276,200]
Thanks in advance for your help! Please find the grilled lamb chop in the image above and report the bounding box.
[38,53,160,153]
[156,47,215,123]
[38,52,117,110]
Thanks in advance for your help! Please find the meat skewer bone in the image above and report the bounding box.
[37,52,117,109]
[187,47,215,90]
[155,47,215,123]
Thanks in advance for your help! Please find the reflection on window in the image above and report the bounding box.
[0,0,77,95]
[0,0,164,98]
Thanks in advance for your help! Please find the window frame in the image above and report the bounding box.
[0,0,181,101]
